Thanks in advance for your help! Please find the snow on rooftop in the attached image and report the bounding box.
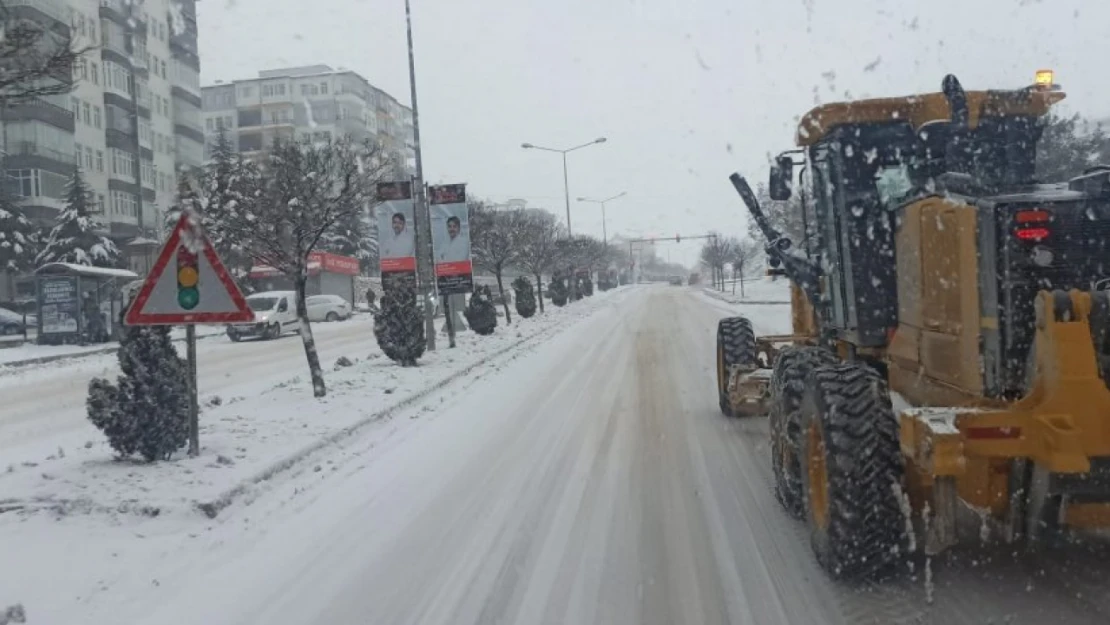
[34,263,139,280]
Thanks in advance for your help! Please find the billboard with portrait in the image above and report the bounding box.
[375,181,417,291]
[429,183,473,294]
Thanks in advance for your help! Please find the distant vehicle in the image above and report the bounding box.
[688,273,700,285]
[226,291,300,341]
[306,294,352,322]
[669,276,683,286]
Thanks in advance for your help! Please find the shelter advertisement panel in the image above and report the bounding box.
[39,275,79,334]
[429,183,473,294]
[376,182,417,282]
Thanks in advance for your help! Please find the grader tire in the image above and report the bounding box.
[770,345,838,517]
[716,317,757,416]
[799,362,906,579]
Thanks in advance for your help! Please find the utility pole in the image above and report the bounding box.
[404,0,436,350]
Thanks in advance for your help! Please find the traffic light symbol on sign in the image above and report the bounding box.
[177,247,200,310]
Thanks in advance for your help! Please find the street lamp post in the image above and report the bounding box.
[404,0,436,351]
[521,137,607,235]
[576,191,626,246]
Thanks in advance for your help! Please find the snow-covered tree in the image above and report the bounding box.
[464,285,497,335]
[200,127,258,282]
[470,201,527,324]
[515,209,562,313]
[86,295,190,462]
[0,179,38,273]
[218,136,387,397]
[548,276,568,307]
[320,205,374,273]
[36,168,119,267]
[512,276,536,318]
[373,280,425,366]
[1036,113,1110,182]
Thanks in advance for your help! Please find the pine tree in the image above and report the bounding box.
[549,277,568,307]
[581,276,594,297]
[35,168,119,267]
[201,130,255,281]
[321,207,374,273]
[513,276,536,318]
[373,281,426,366]
[0,180,38,273]
[464,285,497,335]
[86,303,190,462]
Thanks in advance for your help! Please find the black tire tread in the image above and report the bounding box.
[717,317,757,416]
[770,345,838,516]
[803,362,905,579]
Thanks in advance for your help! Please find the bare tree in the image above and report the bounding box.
[699,233,734,290]
[515,209,563,313]
[220,137,386,397]
[0,2,86,104]
[471,202,527,323]
[730,237,761,297]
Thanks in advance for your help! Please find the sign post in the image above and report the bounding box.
[124,212,253,457]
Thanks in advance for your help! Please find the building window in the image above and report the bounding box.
[160,60,167,78]
[320,82,328,94]
[93,105,101,129]
[91,62,98,85]
[73,142,82,164]
[97,193,106,213]
[84,147,93,170]
[70,97,79,120]
[82,102,90,125]
[95,150,104,172]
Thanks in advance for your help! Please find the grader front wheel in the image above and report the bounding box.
[799,362,906,579]
[770,345,839,517]
[716,317,757,416]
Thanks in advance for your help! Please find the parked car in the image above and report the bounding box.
[226,291,299,341]
[306,294,352,322]
[0,308,25,336]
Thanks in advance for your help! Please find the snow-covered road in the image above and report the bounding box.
[5,285,1109,624]
[0,317,377,459]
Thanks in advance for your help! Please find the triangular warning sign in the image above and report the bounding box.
[125,213,254,325]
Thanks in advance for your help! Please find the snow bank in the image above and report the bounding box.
[0,291,630,521]
[701,276,791,304]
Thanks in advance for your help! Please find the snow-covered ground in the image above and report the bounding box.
[4,283,1108,625]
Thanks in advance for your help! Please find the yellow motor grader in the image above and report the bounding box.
[717,71,1110,579]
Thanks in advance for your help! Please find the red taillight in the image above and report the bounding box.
[1013,208,1051,241]
[1015,209,1051,224]
[1015,227,1051,241]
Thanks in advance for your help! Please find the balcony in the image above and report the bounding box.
[7,0,68,24]
[8,141,73,165]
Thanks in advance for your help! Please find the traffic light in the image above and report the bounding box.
[676,234,681,243]
[177,246,200,310]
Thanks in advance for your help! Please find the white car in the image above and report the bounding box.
[306,294,352,322]
[226,291,300,341]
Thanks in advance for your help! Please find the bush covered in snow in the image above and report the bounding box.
[512,276,536,319]
[86,320,190,462]
[374,282,426,366]
[581,277,594,297]
[549,277,568,307]
[464,286,497,335]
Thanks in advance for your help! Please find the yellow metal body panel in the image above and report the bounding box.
[795,89,1064,147]
[901,291,1110,524]
[888,197,986,407]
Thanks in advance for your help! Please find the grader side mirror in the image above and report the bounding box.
[769,155,794,201]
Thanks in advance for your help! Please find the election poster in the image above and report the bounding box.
[375,181,417,292]
[428,183,473,294]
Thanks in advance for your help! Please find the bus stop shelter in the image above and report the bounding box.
[35,263,139,345]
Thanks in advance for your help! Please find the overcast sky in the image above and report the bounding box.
[198,0,1109,267]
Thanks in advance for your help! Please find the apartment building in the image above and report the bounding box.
[1,0,202,289]
[200,65,415,177]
